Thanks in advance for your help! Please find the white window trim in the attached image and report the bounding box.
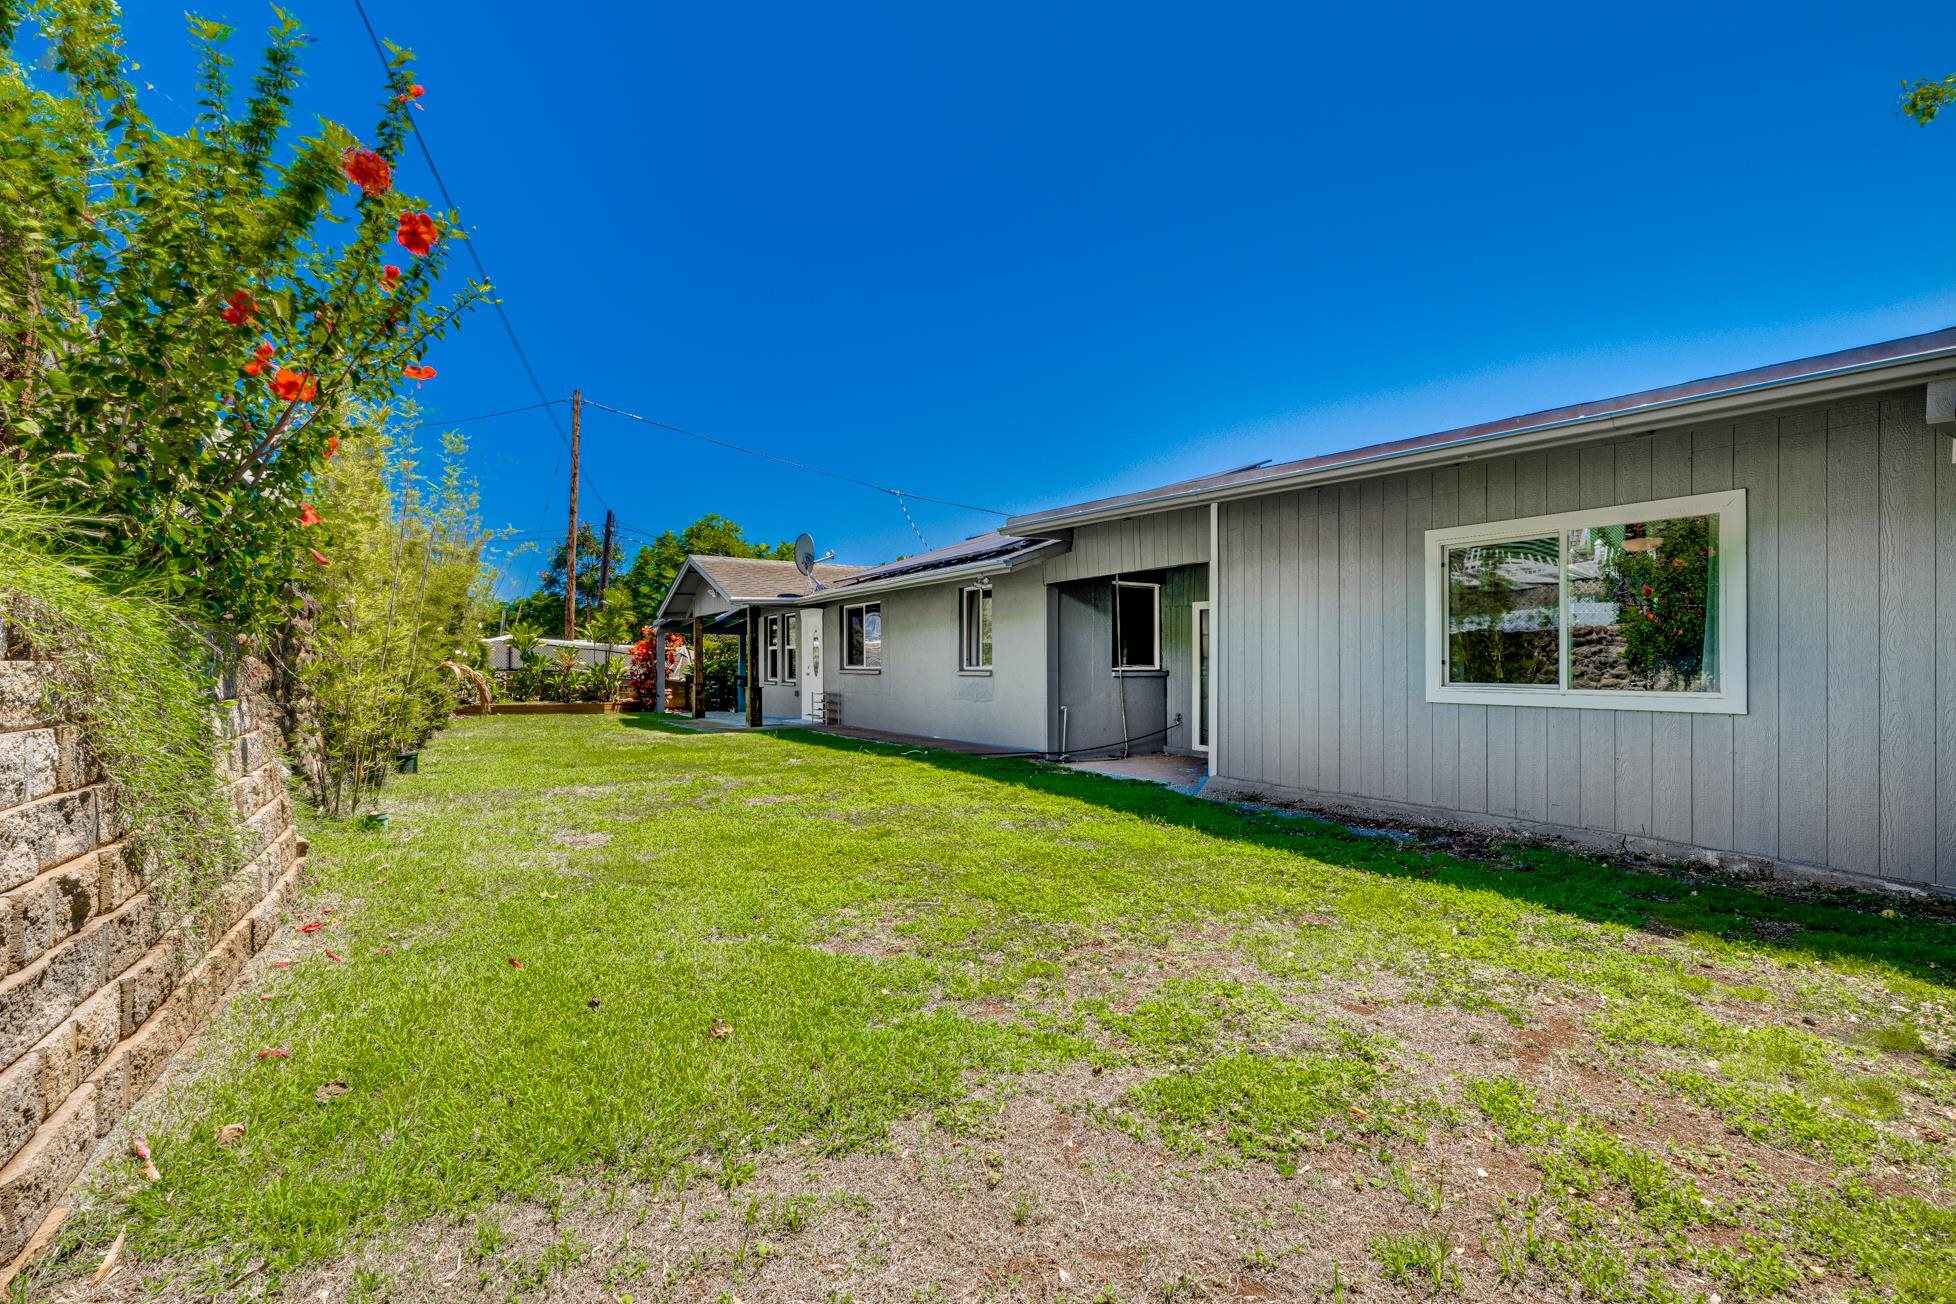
[842,601,882,672]
[783,612,799,684]
[763,613,782,684]
[1423,488,1747,715]
[1112,580,1162,672]
[959,585,993,672]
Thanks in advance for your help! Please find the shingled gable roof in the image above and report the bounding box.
[685,554,865,603]
[1004,324,1956,533]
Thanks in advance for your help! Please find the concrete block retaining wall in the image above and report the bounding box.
[0,655,304,1273]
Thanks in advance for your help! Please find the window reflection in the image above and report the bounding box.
[1444,537,1559,686]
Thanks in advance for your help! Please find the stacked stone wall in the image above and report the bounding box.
[0,655,304,1274]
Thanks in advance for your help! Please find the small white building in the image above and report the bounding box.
[481,635,635,672]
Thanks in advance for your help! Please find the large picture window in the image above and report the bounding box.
[844,602,882,670]
[1112,580,1161,671]
[1425,489,1746,713]
[960,586,993,670]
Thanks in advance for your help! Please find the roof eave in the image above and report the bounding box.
[814,540,1069,600]
[1003,343,1956,534]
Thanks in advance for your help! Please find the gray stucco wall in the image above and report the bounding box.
[1211,383,1956,892]
[814,567,1049,750]
[759,679,801,719]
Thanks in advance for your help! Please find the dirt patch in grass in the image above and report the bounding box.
[553,830,612,849]
[65,1067,1569,1303]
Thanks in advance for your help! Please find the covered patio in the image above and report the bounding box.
[649,553,863,725]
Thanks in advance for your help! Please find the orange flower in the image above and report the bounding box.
[395,210,439,257]
[402,363,437,381]
[243,342,274,377]
[379,264,402,294]
[270,367,317,403]
[398,83,426,105]
[325,436,339,458]
[309,548,332,567]
[341,147,392,198]
[298,503,322,527]
[220,289,257,325]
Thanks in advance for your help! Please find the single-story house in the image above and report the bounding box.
[651,554,864,719]
[731,326,1956,893]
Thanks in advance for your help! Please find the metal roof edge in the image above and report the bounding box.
[1003,329,1956,534]
[808,539,1070,600]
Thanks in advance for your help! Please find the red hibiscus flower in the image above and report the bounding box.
[325,436,340,459]
[396,211,440,257]
[220,289,257,325]
[242,341,275,376]
[341,147,392,198]
[298,503,322,527]
[380,264,402,294]
[398,83,425,105]
[271,367,317,403]
[310,548,332,568]
[402,363,437,381]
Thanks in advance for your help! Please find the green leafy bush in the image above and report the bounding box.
[300,415,487,814]
[0,2,483,632]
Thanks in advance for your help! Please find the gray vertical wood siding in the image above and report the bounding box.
[1215,383,1955,891]
[1038,506,1209,583]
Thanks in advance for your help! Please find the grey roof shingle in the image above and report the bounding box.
[688,555,864,602]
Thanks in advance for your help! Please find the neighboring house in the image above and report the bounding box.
[652,555,864,718]
[483,635,634,670]
[993,325,1956,893]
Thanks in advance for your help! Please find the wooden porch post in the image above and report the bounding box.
[652,623,668,713]
[691,616,706,719]
[746,608,763,727]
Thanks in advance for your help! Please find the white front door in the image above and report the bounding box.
[1191,601,1211,754]
[801,607,824,720]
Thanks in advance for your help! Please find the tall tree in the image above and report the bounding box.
[1903,74,1956,124]
[505,524,602,634]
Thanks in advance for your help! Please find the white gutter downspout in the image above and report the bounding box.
[1209,500,1219,779]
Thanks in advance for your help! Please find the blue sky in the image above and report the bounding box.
[112,1,1956,594]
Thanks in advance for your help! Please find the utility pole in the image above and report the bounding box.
[597,509,616,603]
[564,389,582,640]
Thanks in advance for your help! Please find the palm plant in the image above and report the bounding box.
[587,659,629,703]
[551,648,586,703]
[587,608,636,664]
[503,620,545,701]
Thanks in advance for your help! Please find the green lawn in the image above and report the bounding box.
[28,714,1956,1302]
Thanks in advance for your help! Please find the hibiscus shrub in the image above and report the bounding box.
[0,1,485,631]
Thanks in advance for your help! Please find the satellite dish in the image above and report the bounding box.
[793,532,836,591]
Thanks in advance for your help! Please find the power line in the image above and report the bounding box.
[581,400,1009,518]
[350,0,565,451]
[410,399,565,430]
[342,9,994,538]
[349,0,615,525]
